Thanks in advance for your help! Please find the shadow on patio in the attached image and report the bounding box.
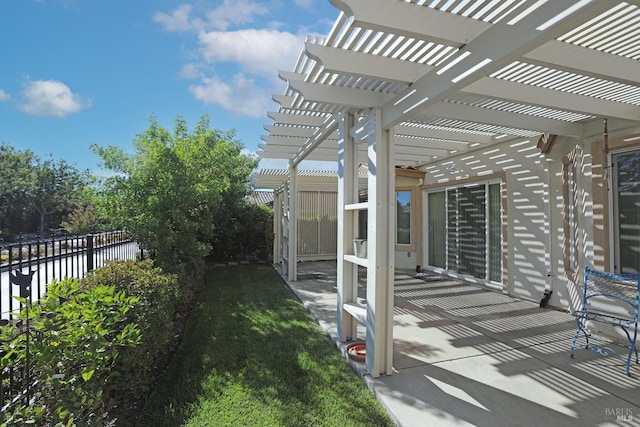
[281,261,640,427]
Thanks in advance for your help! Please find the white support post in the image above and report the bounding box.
[288,164,298,281]
[283,181,289,277]
[337,112,359,342]
[273,190,282,265]
[366,108,395,377]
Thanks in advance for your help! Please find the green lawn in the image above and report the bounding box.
[137,264,395,427]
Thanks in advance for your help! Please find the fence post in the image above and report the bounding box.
[87,234,94,272]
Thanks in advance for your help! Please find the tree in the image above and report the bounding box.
[0,144,37,234]
[92,115,258,282]
[60,204,109,235]
[0,144,89,237]
[31,156,90,235]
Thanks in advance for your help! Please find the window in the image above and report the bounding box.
[396,191,411,245]
[612,150,640,274]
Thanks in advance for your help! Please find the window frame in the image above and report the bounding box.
[395,187,417,251]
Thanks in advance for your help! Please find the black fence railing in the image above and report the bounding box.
[0,231,141,416]
[0,231,140,320]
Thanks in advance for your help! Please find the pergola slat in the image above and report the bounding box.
[258,0,640,170]
[381,0,618,129]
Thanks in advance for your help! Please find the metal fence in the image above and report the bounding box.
[0,231,140,320]
[0,230,141,414]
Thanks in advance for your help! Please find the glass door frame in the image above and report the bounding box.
[423,178,502,285]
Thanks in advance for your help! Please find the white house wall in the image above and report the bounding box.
[549,127,640,334]
[420,128,640,313]
[546,137,593,313]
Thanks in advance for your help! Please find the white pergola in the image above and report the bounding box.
[258,0,640,377]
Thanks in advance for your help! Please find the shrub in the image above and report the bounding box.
[81,260,181,402]
[2,260,182,425]
[209,202,273,261]
[2,277,140,426]
[237,203,274,260]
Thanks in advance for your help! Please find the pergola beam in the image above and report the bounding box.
[259,146,341,156]
[395,124,494,145]
[288,78,394,109]
[525,40,640,87]
[305,42,433,84]
[393,143,452,157]
[261,140,456,158]
[329,1,638,91]
[463,78,640,123]
[395,138,470,154]
[381,0,617,129]
[422,101,584,138]
[264,125,331,139]
[261,135,338,146]
[273,95,295,109]
[256,150,339,162]
[267,112,328,127]
[260,140,340,150]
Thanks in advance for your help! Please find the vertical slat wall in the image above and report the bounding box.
[298,192,319,256]
[319,191,338,255]
[296,191,338,259]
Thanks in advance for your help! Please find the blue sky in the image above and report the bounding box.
[0,0,338,173]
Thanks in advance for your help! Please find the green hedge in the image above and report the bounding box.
[81,260,181,403]
[1,259,182,426]
[1,278,140,426]
[209,202,273,261]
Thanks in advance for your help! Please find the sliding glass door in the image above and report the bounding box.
[428,192,446,268]
[426,181,502,283]
[612,149,640,274]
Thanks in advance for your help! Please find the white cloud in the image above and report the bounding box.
[155,1,268,33]
[0,89,9,102]
[189,73,270,118]
[19,80,91,117]
[153,4,201,32]
[205,0,268,31]
[293,0,313,7]
[179,63,204,79]
[198,28,303,77]
[155,2,305,117]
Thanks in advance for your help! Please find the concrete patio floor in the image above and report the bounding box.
[278,261,640,427]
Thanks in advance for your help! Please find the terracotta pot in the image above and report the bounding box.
[346,342,366,362]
